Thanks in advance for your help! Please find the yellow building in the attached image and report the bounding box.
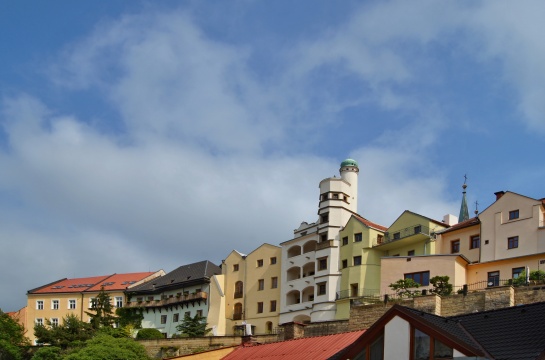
[336,214,387,319]
[25,271,163,344]
[221,243,281,335]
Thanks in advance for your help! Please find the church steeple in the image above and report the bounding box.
[459,176,469,222]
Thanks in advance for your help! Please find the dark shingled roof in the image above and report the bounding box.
[130,260,221,292]
[450,301,545,360]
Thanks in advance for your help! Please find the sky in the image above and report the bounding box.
[1,0,544,312]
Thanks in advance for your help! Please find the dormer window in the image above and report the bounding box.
[509,210,519,220]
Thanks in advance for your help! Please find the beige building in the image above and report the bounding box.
[25,271,163,344]
[221,243,281,335]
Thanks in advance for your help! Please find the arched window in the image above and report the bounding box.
[234,281,243,298]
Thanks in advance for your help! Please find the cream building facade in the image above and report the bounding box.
[25,271,163,344]
[221,243,281,335]
[279,159,359,324]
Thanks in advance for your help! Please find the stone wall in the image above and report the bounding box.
[139,334,278,359]
[514,285,545,305]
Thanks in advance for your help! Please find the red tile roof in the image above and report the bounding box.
[353,214,388,232]
[28,272,157,294]
[221,331,365,360]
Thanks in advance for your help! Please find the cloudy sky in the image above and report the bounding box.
[1,1,544,311]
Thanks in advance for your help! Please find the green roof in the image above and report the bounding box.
[340,158,359,168]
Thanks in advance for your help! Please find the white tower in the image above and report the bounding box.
[339,158,359,213]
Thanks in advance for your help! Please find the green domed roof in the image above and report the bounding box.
[340,158,358,168]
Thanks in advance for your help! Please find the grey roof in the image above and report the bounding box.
[129,260,221,292]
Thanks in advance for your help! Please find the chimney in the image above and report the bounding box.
[443,214,459,226]
[494,191,505,201]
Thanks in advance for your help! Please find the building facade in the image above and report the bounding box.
[279,159,359,324]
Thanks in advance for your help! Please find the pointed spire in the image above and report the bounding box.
[459,175,469,222]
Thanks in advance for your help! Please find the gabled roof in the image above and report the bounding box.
[130,260,221,292]
[387,210,448,231]
[479,191,545,215]
[339,302,545,360]
[351,214,388,232]
[220,330,365,360]
[436,217,480,234]
[27,272,158,294]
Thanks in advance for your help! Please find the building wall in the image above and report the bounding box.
[379,255,468,295]
[384,316,410,360]
[26,290,126,344]
[466,252,545,285]
[480,192,545,262]
[207,274,225,336]
[222,244,281,335]
[437,224,481,263]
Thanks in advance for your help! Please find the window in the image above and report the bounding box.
[257,259,264,267]
[508,236,519,249]
[36,300,44,310]
[257,302,264,314]
[160,315,167,324]
[353,255,362,266]
[342,259,348,269]
[258,279,264,291]
[354,233,362,242]
[513,267,525,279]
[342,237,348,246]
[393,232,401,240]
[405,271,430,286]
[185,311,191,318]
[270,300,277,312]
[488,271,500,287]
[173,313,179,322]
[414,225,422,234]
[377,234,384,244]
[233,304,242,320]
[35,318,43,326]
[51,318,59,327]
[52,300,59,310]
[412,328,453,360]
[509,209,519,220]
[320,233,328,242]
[270,257,277,265]
[196,310,203,317]
[318,257,327,270]
[320,213,329,223]
[233,264,239,271]
[68,299,76,310]
[451,240,460,253]
[333,193,339,199]
[89,298,97,309]
[234,281,244,298]
[271,277,278,289]
[115,296,123,308]
[470,235,480,249]
[317,282,327,295]
[408,250,415,256]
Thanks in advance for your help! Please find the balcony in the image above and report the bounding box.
[126,292,208,308]
[374,224,431,250]
[316,240,336,251]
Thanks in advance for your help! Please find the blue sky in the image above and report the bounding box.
[1,1,544,311]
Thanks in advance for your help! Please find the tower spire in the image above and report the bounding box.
[459,175,469,222]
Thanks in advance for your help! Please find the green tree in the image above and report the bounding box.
[429,276,453,296]
[389,279,421,298]
[175,314,211,337]
[85,287,117,329]
[115,307,143,329]
[0,309,29,360]
[63,334,151,360]
[135,328,163,340]
[512,269,545,286]
[34,314,94,349]
[31,346,62,360]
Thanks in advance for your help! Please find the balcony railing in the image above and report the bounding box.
[126,292,207,308]
[316,240,336,250]
[380,224,430,245]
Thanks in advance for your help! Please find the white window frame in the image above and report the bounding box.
[35,318,43,326]
[115,296,123,308]
[36,300,44,310]
[68,299,77,310]
[52,299,59,310]
[51,318,59,327]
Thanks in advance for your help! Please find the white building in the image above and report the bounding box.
[279,159,359,324]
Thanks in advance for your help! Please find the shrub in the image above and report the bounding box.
[389,279,421,298]
[136,328,164,340]
[429,276,453,296]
